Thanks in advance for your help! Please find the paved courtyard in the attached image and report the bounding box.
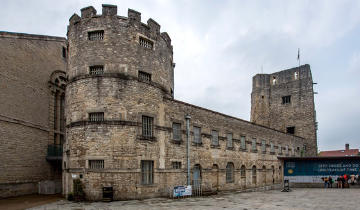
[29,188,360,210]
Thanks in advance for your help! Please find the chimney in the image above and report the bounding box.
[345,143,349,150]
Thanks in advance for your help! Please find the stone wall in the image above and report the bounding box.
[0,32,66,197]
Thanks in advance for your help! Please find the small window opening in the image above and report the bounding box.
[286,126,295,134]
[89,112,104,122]
[272,77,277,85]
[138,71,151,82]
[282,95,291,104]
[172,161,182,169]
[172,123,181,141]
[89,160,104,169]
[89,65,104,75]
[62,47,66,58]
[88,30,104,41]
[294,72,298,80]
[139,37,153,49]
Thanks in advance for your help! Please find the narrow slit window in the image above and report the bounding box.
[89,112,104,122]
[172,123,181,141]
[88,30,104,41]
[211,130,219,146]
[261,140,266,152]
[270,142,275,153]
[139,37,153,49]
[241,136,246,150]
[252,138,257,151]
[89,65,104,75]
[227,133,233,148]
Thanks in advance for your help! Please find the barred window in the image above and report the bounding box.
[261,140,266,152]
[241,136,246,150]
[138,71,151,82]
[89,112,104,122]
[89,160,104,169]
[172,123,181,141]
[193,126,201,144]
[172,161,182,169]
[142,116,153,138]
[141,160,154,185]
[270,142,275,153]
[226,162,234,183]
[88,30,104,41]
[89,65,104,75]
[252,138,257,151]
[252,166,257,184]
[282,95,291,104]
[139,37,153,49]
[279,145,282,154]
[227,133,233,148]
[211,130,219,146]
[240,165,246,178]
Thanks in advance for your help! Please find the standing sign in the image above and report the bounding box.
[173,185,192,197]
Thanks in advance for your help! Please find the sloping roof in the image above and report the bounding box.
[319,149,359,157]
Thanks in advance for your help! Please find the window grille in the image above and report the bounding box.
[88,30,104,41]
[252,138,257,151]
[139,37,153,49]
[141,160,154,185]
[89,112,104,122]
[142,116,153,137]
[211,130,219,146]
[241,136,246,150]
[270,142,275,153]
[261,140,266,152]
[240,165,246,178]
[89,160,104,169]
[193,126,201,143]
[89,65,104,75]
[172,123,181,141]
[138,71,151,82]
[226,163,234,183]
[282,95,291,104]
[227,133,233,148]
[172,161,182,169]
[286,126,295,134]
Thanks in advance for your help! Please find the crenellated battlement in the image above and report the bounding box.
[68,4,171,47]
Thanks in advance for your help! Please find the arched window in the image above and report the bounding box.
[240,165,246,178]
[226,162,234,183]
[252,165,257,184]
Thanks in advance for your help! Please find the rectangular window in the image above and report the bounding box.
[282,95,291,104]
[252,138,257,151]
[286,126,295,134]
[138,71,151,82]
[89,112,104,122]
[279,145,282,154]
[286,145,289,155]
[89,65,104,75]
[139,37,153,49]
[211,130,219,146]
[88,30,104,41]
[227,133,233,148]
[172,161,181,169]
[241,136,246,150]
[172,123,181,141]
[261,140,266,152]
[270,142,275,153]
[89,160,104,169]
[193,126,201,144]
[142,116,153,138]
[141,160,154,185]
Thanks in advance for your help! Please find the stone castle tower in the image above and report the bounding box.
[250,64,317,156]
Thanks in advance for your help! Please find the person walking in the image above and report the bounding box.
[328,176,333,188]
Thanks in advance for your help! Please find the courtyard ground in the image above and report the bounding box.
[26,188,360,210]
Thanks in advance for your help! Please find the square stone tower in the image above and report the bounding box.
[251,64,317,156]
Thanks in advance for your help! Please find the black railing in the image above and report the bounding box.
[47,144,63,160]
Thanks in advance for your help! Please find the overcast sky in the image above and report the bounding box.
[1,0,360,151]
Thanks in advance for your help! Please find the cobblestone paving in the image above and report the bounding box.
[29,188,360,210]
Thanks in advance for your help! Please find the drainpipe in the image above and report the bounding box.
[185,114,191,186]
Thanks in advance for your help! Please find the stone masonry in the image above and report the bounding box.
[63,5,312,201]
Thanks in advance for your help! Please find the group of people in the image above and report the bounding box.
[321,174,360,188]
